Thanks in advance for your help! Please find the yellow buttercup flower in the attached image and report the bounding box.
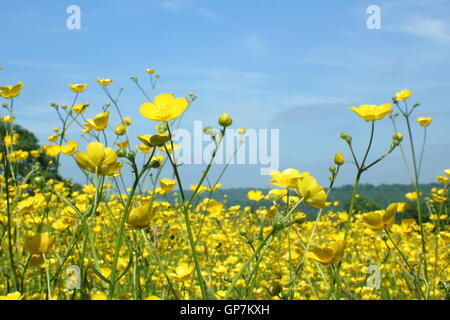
[247,190,265,202]
[30,150,40,158]
[126,203,157,228]
[0,292,23,300]
[115,124,126,136]
[269,169,309,189]
[84,111,109,131]
[145,68,155,74]
[2,115,16,123]
[405,192,420,201]
[91,292,107,300]
[334,152,344,166]
[351,104,393,121]
[24,232,56,255]
[444,169,450,177]
[69,84,88,93]
[360,203,399,231]
[47,134,59,142]
[140,93,189,122]
[61,141,79,155]
[437,175,449,184]
[72,103,89,114]
[144,295,161,300]
[4,133,20,147]
[307,240,347,265]
[97,78,113,86]
[0,82,23,99]
[75,141,122,176]
[136,144,153,153]
[169,263,193,281]
[137,134,170,147]
[295,176,327,209]
[159,178,176,192]
[266,188,287,201]
[395,89,412,101]
[42,145,61,157]
[416,117,432,127]
[117,140,129,149]
[122,117,132,126]
[190,184,208,194]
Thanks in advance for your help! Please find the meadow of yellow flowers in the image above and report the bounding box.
[0,70,449,300]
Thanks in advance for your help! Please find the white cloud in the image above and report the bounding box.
[242,35,264,55]
[403,16,450,43]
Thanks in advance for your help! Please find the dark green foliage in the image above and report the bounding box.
[0,122,61,180]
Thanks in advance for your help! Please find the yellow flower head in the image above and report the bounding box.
[169,263,193,281]
[190,184,208,194]
[437,175,449,184]
[69,84,88,93]
[405,191,420,202]
[395,89,412,101]
[0,292,23,300]
[84,111,109,131]
[42,145,61,157]
[159,178,176,192]
[24,232,56,255]
[4,133,20,147]
[122,117,132,126]
[97,78,113,86]
[137,134,170,147]
[2,115,16,123]
[360,203,399,231]
[247,190,265,202]
[416,117,432,127]
[350,104,393,121]
[307,240,347,265]
[75,141,122,176]
[269,168,309,189]
[61,141,79,155]
[441,168,450,177]
[140,93,189,122]
[115,124,126,136]
[145,68,155,74]
[126,203,157,228]
[0,82,23,99]
[136,144,153,153]
[72,103,89,114]
[295,176,327,209]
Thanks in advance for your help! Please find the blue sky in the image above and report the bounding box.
[1,0,450,189]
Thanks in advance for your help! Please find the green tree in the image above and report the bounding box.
[0,122,61,180]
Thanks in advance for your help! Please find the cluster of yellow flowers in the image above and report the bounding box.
[0,70,448,300]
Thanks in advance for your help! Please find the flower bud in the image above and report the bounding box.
[122,117,132,126]
[127,151,136,161]
[156,123,168,133]
[116,149,127,158]
[340,132,349,140]
[218,113,233,127]
[268,280,283,296]
[203,126,214,135]
[115,124,126,136]
[238,128,247,135]
[393,132,403,142]
[334,153,344,166]
[33,176,45,186]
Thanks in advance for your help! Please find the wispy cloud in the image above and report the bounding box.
[242,35,264,56]
[271,102,348,124]
[403,16,450,43]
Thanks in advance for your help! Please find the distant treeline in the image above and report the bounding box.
[164,183,443,219]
